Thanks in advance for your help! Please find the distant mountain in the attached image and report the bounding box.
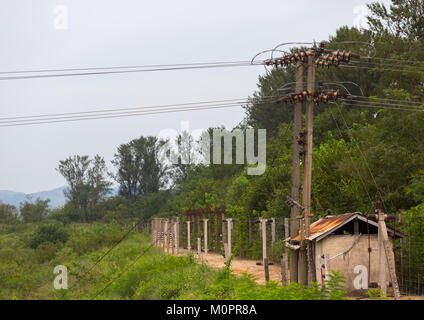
[0,186,67,208]
[0,185,120,209]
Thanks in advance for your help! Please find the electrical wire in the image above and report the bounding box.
[90,222,175,300]
[58,220,142,300]
[0,104,245,128]
[0,61,265,81]
[340,99,424,110]
[339,64,424,75]
[330,101,423,113]
[0,60,261,75]
[333,102,389,212]
[0,95,282,128]
[353,59,424,69]
[328,106,375,209]
[364,56,424,66]
[350,95,424,106]
[0,98,253,122]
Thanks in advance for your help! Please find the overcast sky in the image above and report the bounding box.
[0,0,390,193]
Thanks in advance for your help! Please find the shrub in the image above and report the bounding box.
[29,224,69,249]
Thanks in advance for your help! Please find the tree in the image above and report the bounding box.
[57,155,112,222]
[112,136,169,200]
[20,198,50,223]
[368,0,424,40]
[170,131,197,185]
[0,202,18,224]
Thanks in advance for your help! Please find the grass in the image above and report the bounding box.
[0,221,347,300]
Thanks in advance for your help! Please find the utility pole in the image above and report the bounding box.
[304,52,317,284]
[376,201,401,300]
[290,61,303,284]
[269,42,361,287]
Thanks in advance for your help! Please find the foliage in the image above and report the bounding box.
[0,202,19,224]
[20,198,50,223]
[28,224,69,249]
[111,136,169,200]
[57,155,112,222]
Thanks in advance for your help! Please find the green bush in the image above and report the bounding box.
[29,224,69,249]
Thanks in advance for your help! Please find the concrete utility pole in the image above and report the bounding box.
[290,61,303,284]
[376,202,401,300]
[303,52,317,285]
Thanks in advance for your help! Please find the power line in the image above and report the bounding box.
[327,106,375,209]
[341,98,424,110]
[0,60,259,75]
[350,95,424,106]
[0,104,245,128]
[0,61,265,81]
[0,98,252,122]
[340,64,424,75]
[90,222,175,300]
[0,95,280,127]
[58,221,142,300]
[333,102,389,212]
[330,101,423,113]
[364,56,424,66]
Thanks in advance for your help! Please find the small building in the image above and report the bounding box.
[287,212,404,295]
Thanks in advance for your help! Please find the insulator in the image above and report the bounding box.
[322,95,329,103]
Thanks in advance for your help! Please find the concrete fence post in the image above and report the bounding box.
[203,219,209,255]
[187,221,191,251]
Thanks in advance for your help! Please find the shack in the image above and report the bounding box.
[286,212,404,295]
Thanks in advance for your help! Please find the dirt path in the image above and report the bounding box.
[162,248,424,300]
[173,248,284,285]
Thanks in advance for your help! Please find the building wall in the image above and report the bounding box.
[314,234,394,294]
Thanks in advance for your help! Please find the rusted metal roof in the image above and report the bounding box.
[290,213,355,242]
[288,212,404,243]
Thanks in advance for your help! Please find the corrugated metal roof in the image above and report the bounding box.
[288,212,404,243]
[290,213,356,242]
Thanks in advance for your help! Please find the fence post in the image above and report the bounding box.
[260,218,269,283]
[175,217,180,255]
[226,219,233,263]
[187,221,191,251]
[203,219,209,255]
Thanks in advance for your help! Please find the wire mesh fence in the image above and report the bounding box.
[153,212,424,297]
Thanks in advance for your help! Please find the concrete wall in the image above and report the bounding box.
[314,235,394,294]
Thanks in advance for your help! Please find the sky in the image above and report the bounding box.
[0,0,390,193]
